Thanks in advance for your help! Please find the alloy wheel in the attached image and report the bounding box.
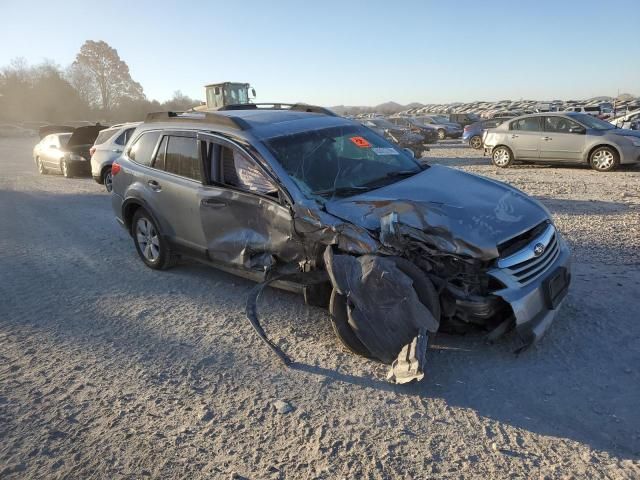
[591,150,614,171]
[136,218,160,262]
[493,148,511,167]
[470,136,482,149]
[104,170,113,192]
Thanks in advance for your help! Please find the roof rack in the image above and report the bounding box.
[144,111,250,130]
[218,103,337,117]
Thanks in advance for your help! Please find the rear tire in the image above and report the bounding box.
[492,146,513,168]
[589,146,619,172]
[469,135,483,149]
[103,167,113,192]
[132,209,175,270]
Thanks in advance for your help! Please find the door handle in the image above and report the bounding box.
[511,134,519,138]
[201,198,226,208]
[147,180,162,191]
[542,136,552,141]
[112,149,123,153]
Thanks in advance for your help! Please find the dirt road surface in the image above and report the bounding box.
[1,136,639,479]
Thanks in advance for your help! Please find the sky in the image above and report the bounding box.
[1,0,638,106]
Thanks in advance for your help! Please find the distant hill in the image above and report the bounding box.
[330,101,423,116]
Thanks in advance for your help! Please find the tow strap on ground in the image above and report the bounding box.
[245,271,298,367]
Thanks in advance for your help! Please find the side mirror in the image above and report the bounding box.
[403,148,415,158]
[251,88,256,97]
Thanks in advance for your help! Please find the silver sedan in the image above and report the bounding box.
[483,112,640,172]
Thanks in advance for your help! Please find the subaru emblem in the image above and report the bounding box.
[533,243,546,257]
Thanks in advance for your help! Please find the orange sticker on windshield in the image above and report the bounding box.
[350,136,371,148]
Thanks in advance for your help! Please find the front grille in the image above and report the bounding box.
[498,224,559,285]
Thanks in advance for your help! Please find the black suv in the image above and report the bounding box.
[111,105,570,365]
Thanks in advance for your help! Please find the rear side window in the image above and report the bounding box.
[128,131,161,166]
[510,117,541,131]
[163,136,201,181]
[94,129,117,146]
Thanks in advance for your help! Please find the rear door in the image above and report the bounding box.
[41,134,63,168]
[508,117,542,160]
[540,116,586,161]
[198,134,304,271]
[143,131,209,256]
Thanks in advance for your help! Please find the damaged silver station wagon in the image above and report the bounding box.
[111,104,571,383]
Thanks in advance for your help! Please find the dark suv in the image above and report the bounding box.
[111,106,570,364]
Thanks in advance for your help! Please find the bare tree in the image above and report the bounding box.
[73,40,145,113]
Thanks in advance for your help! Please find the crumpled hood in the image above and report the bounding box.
[324,165,550,260]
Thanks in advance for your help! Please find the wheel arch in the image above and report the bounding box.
[100,163,112,182]
[585,143,620,164]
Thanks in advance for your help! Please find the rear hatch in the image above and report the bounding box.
[64,125,107,158]
[39,125,75,139]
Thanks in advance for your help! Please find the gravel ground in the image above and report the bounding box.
[1,136,639,479]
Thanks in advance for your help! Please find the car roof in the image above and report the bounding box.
[140,109,354,140]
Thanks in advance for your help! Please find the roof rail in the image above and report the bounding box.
[218,103,337,117]
[144,111,250,130]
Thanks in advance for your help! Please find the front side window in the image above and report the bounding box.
[163,136,201,181]
[128,131,161,166]
[220,146,276,195]
[544,116,583,133]
[265,124,421,198]
[510,117,542,131]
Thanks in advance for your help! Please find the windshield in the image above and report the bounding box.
[265,124,422,198]
[573,114,615,130]
[431,116,450,123]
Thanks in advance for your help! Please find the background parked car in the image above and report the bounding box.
[448,113,481,127]
[416,115,462,139]
[609,110,640,129]
[483,112,640,172]
[387,116,439,144]
[463,117,511,149]
[90,122,140,191]
[33,125,105,177]
[360,118,427,157]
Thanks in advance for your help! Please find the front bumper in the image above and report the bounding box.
[488,234,572,345]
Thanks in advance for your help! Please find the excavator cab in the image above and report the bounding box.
[202,82,255,110]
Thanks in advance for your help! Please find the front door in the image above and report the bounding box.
[198,134,305,271]
[539,116,586,161]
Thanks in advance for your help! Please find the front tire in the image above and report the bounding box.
[589,146,619,172]
[103,167,113,192]
[492,146,513,168]
[437,129,446,140]
[328,257,440,362]
[132,209,175,270]
[469,135,483,149]
[329,289,372,358]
